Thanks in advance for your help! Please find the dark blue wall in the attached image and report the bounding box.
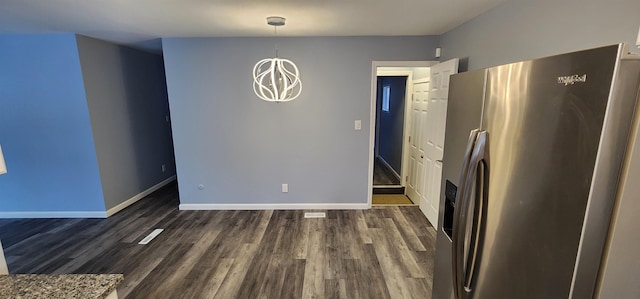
[0,34,105,213]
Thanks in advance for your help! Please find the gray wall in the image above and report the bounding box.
[162,36,439,205]
[376,76,407,175]
[76,35,176,210]
[440,0,640,71]
[0,34,105,212]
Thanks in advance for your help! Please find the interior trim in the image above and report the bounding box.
[0,211,108,219]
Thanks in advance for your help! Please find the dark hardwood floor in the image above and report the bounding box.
[0,183,437,298]
[373,158,401,186]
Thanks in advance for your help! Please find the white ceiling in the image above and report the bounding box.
[0,0,506,52]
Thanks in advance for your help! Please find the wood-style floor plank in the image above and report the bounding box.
[301,218,327,299]
[0,183,438,298]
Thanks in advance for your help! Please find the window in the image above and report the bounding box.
[382,85,390,112]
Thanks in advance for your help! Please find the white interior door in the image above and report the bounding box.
[406,80,429,204]
[421,58,459,226]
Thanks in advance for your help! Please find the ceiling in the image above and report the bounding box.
[0,0,506,52]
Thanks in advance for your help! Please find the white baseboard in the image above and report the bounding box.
[106,175,177,217]
[0,240,8,275]
[179,203,370,210]
[0,211,108,219]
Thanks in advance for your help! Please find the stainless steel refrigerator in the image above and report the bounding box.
[431,44,640,299]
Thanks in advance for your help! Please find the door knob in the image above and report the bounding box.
[421,155,424,158]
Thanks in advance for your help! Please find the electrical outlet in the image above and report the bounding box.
[161,164,166,173]
[355,120,362,130]
[282,184,288,193]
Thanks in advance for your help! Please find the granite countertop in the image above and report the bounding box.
[0,274,123,299]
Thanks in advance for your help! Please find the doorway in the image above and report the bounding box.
[368,60,459,227]
[374,75,407,189]
[369,62,437,206]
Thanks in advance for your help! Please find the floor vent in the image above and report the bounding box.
[138,229,164,245]
[304,212,326,218]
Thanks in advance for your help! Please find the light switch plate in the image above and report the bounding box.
[282,184,288,193]
[355,120,362,130]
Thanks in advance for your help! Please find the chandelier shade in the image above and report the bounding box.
[253,57,302,102]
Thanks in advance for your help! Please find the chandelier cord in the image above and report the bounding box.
[273,25,278,58]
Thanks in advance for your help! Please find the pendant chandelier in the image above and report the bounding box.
[252,16,302,102]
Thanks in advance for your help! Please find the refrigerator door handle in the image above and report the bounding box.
[452,129,480,299]
[462,131,490,296]
[454,131,484,299]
